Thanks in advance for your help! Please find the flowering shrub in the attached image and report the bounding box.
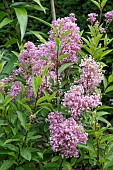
[0,0,113,170]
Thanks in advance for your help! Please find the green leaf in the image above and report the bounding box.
[97,111,110,118]
[33,0,46,13]
[15,167,24,170]
[0,159,14,170]
[4,139,20,144]
[97,105,113,110]
[29,16,56,31]
[44,162,60,170]
[61,30,72,39]
[100,134,113,143]
[4,38,18,47]
[98,117,110,125]
[36,76,42,88]
[14,7,28,41]
[20,147,31,161]
[91,0,100,8]
[105,85,113,93]
[58,63,73,74]
[101,0,108,8]
[36,96,47,105]
[17,111,27,130]
[100,49,113,59]
[54,37,60,46]
[17,100,32,113]
[30,31,46,43]
[32,77,37,97]
[0,18,13,29]
[103,75,108,89]
[58,54,69,61]
[78,144,95,154]
[2,55,17,75]
[108,75,113,83]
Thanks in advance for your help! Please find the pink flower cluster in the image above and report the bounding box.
[87,13,98,23]
[37,13,81,65]
[63,57,102,118]
[105,10,113,23]
[0,14,81,99]
[79,56,102,91]
[47,112,88,158]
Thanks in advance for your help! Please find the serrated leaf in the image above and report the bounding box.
[14,7,28,41]
[0,18,13,29]
[20,147,31,161]
[58,63,73,74]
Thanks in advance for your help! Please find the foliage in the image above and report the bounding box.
[0,0,113,170]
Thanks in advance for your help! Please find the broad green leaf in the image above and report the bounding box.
[62,161,73,170]
[17,111,27,130]
[0,159,14,170]
[58,63,73,74]
[20,147,31,161]
[36,76,42,88]
[0,18,13,29]
[30,30,46,43]
[33,0,46,13]
[44,162,60,170]
[14,7,28,41]
[108,75,113,83]
[58,54,69,61]
[101,0,108,8]
[2,54,17,75]
[105,85,113,93]
[91,0,100,8]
